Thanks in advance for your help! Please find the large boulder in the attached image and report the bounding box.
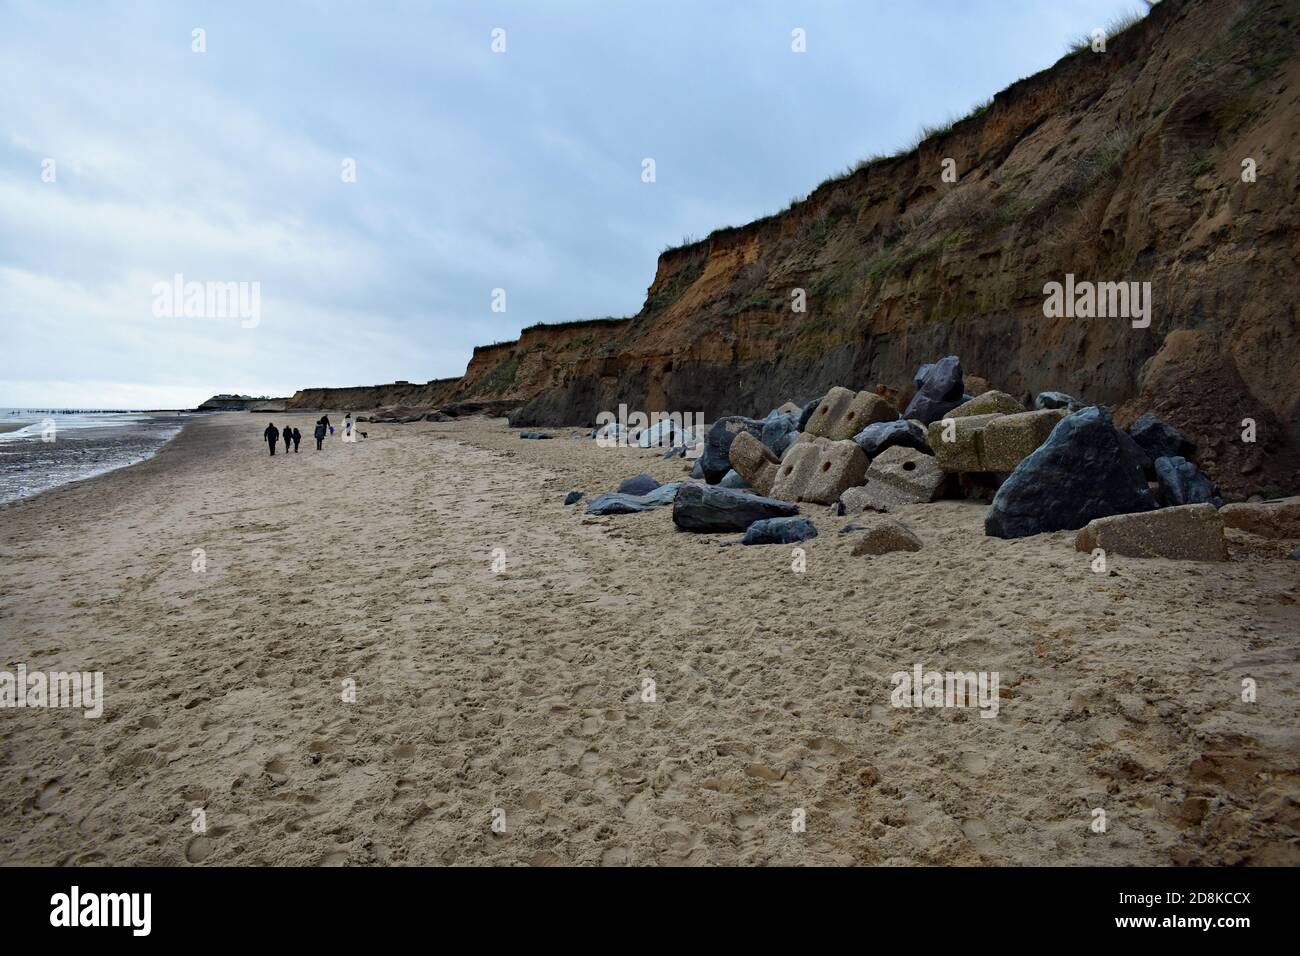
[804,387,898,441]
[946,391,1025,419]
[617,473,661,496]
[852,419,931,459]
[1075,504,1227,561]
[741,516,818,545]
[903,356,964,424]
[672,485,799,533]
[1154,456,1223,508]
[1218,496,1300,538]
[701,417,765,484]
[770,438,869,505]
[728,430,780,495]
[638,418,695,449]
[1129,412,1196,462]
[985,406,1155,539]
[585,483,684,515]
[841,445,945,513]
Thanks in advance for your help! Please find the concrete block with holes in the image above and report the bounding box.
[803,386,898,441]
[770,438,868,505]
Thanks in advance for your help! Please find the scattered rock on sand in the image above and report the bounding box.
[728,431,780,495]
[701,417,765,484]
[586,483,683,515]
[985,406,1154,538]
[563,491,583,505]
[741,516,818,545]
[903,356,964,424]
[805,387,898,440]
[770,438,869,505]
[1076,503,1227,561]
[617,473,661,496]
[1219,496,1300,539]
[1154,456,1223,508]
[672,484,799,533]
[519,431,554,440]
[847,519,923,556]
[852,419,931,459]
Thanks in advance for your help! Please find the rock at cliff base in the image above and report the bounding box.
[701,416,765,484]
[1129,413,1196,462]
[985,406,1154,539]
[720,469,749,489]
[672,484,799,533]
[690,458,705,480]
[1075,504,1227,561]
[903,356,964,424]
[519,431,554,440]
[617,473,661,496]
[846,445,945,513]
[979,409,1068,472]
[928,413,1001,473]
[946,391,1025,419]
[797,398,821,431]
[1218,497,1300,539]
[1154,456,1223,508]
[741,516,818,545]
[586,483,683,515]
[804,386,898,441]
[848,519,923,556]
[760,411,801,456]
[1035,391,1080,412]
[852,419,931,459]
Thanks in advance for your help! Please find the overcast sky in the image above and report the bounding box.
[1,0,1149,408]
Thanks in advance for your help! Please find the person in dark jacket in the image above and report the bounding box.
[264,422,279,456]
[281,425,292,455]
[292,427,302,452]
[313,421,326,450]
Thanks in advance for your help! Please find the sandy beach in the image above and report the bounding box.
[0,412,1296,866]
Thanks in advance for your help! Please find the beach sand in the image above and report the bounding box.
[1,412,1296,866]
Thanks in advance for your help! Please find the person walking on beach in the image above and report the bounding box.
[313,420,326,450]
[281,424,292,456]
[264,422,279,456]
[343,413,353,441]
[292,427,302,453]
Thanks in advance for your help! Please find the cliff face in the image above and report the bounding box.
[284,378,459,412]
[281,0,1298,495]
[496,0,1299,492]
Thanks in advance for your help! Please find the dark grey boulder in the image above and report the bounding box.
[839,522,867,533]
[720,469,749,489]
[673,484,799,533]
[1115,426,1154,477]
[1289,547,1300,561]
[985,406,1155,539]
[585,483,683,516]
[903,356,964,424]
[519,431,553,440]
[1154,456,1223,508]
[913,363,935,391]
[690,458,704,479]
[663,445,686,459]
[741,516,818,545]
[617,473,661,496]
[853,419,931,459]
[701,416,765,484]
[1034,391,1079,411]
[1130,413,1196,462]
[798,398,821,432]
[761,411,801,456]
[563,491,583,506]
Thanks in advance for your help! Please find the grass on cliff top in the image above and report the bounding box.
[1067,6,1147,54]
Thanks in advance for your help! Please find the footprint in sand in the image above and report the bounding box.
[185,835,214,863]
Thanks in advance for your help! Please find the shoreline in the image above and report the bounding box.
[1,413,1296,865]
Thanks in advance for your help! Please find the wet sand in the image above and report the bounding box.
[0,412,1296,865]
